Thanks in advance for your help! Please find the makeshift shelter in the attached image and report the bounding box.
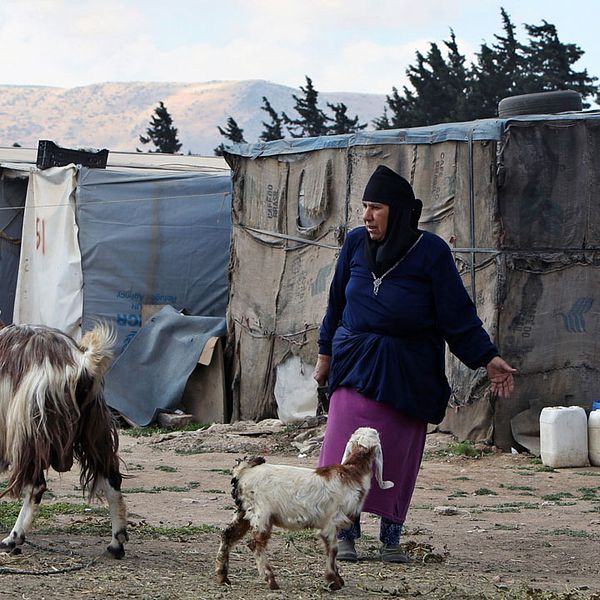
[224,112,600,451]
[0,147,232,424]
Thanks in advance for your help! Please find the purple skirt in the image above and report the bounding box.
[318,386,427,523]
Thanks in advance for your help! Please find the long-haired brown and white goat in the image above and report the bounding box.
[0,323,128,558]
[215,427,393,591]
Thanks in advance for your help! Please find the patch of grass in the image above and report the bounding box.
[446,440,479,458]
[174,448,208,455]
[542,492,574,502]
[448,490,468,498]
[123,423,210,437]
[473,487,498,496]
[480,501,539,513]
[515,470,536,477]
[499,484,536,491]
[203,489,226,494]
[575,471,600,477]
[279,529,316,543]
[452,476,470,481]
[208,468,233,476]
[534,465,557,473]
[529,457,543,465]
[126,463,145,471]
[543,527,592,538]
[411,503,434,510]
[123,485,191,494]
[0,501,109,527]
[135,523,220,538]
[494,523,520,530]
[155,465,178,473]
[577,487,600,501]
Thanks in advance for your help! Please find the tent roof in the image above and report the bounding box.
[226,111,600,159]
[0,146,229,174]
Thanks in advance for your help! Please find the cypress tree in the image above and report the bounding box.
[327,102,367,135]
[259,96,284,141]
[282,76,331,138]
[139,101,182,153]
[521,20,597,105]
[214,117,246,156]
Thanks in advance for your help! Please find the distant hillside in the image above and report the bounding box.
[0,80,386,155]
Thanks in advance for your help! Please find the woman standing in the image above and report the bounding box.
[314,165,515,563]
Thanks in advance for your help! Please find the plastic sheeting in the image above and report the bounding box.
[76,167,231,355]
[104,305,227,426]
[227,112,599,158]
[0,171,26,325]
[13,165,83,339]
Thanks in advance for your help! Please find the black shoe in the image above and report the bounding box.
[379,543,410,563]
[336,539,358,562]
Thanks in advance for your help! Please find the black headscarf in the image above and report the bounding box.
[363,165,423,276]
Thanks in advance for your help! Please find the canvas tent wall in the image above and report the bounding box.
[225,112,600,451]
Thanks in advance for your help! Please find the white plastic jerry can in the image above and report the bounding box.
[589,409,600,467]
[539,406,588,468]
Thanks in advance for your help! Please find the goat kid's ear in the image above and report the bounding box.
[374,444,394,489]
[341,440,354,464]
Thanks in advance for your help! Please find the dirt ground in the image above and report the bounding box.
[1,420,599,600]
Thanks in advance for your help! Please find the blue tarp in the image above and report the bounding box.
[0,176,27,325]
[226,112,600,158]
[104,305,227,426]
[76,167,231,355]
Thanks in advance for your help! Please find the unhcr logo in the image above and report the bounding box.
[560,297,594,333]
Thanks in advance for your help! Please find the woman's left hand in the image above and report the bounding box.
[486,356,517,398]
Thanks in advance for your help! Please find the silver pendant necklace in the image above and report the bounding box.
[371,234,423,296]
[372,260,400,296]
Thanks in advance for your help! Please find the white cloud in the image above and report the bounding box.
[0,0,596,95]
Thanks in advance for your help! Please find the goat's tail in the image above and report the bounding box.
[75,323,120,499]
[79,323,116,380]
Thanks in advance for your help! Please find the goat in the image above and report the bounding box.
[215,426,393,591]
[0,323,128,558]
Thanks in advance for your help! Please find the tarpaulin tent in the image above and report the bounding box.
[224,112,600,451]
[1,149,232,425]
[1,149,231,352]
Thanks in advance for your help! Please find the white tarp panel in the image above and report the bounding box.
[13,165,82,339]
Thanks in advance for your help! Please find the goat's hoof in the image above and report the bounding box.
[10,546,22,556]
[268,580,280,591]
[0,541,16,553]
[216,575,231,586]
[326,578,343,591]
[107,543,125,559]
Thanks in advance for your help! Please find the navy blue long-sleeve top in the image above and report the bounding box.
[318,227,498,424]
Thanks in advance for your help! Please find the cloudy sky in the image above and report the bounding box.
[1,0,598,94]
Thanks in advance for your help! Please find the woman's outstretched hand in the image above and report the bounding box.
[486,356,517,398]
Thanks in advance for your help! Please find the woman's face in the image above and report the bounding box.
[362,201,389,241]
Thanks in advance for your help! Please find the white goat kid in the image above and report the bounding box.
[0,323,128,558]
[215,426,393,591]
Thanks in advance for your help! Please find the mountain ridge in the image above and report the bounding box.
[0,80,386,155]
